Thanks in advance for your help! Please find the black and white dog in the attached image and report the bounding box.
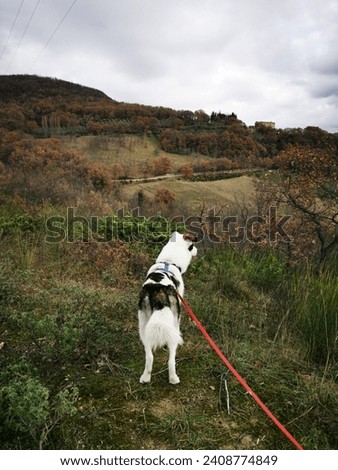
[138,231,197,384]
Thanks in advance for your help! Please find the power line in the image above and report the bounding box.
[30,0,78,71]
[6,0,42,73]
[0,0,25,62]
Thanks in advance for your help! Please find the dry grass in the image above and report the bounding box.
[121,175,256,209]
[59,134,257,210]
[59,134,258,211]
[60,135,211,177]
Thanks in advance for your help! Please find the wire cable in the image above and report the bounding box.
[6,0,41,73]
[30,0,78,71]
[0,0,25,62]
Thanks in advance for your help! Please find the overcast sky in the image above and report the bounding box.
[1,0,337,131]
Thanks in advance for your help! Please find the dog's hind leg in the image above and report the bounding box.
[140,345,153,383]
[168,343,180,384]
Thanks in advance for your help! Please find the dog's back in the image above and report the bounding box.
[139,283,183,351]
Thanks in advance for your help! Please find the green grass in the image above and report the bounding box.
[0,211,337,450]
[287,268,338,366]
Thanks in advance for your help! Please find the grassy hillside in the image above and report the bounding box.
[59,134,257,210]
[121,175,256,209]
[60,134,211,177]
[0,210,337,450]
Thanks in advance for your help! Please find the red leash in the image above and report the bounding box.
[177,292,304,450]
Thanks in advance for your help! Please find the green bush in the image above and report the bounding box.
[0,364,50,434]
[0,363,78,449]
[0,213,42,236]
[0,265,19,309]
[203,248,250,300]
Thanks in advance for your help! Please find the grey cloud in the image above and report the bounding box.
[311,54,338,76]
[311,82,338,99]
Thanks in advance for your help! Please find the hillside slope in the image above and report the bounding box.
[0,215,337,450]
[1,74,336,170]
[121,175,256,209]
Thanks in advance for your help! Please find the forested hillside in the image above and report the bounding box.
[1,74,337,169]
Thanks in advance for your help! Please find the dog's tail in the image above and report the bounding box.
[144,307,183,351]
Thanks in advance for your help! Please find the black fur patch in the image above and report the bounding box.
[147,272,165,283]
[139,284,180,315]
[146,269,180,290]
[188,244,195,252]
[165,272,180,289]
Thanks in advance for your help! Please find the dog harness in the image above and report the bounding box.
[157,262,181,273]
[162,262,170,272]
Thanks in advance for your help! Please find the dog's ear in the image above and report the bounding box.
[183,232,198,242]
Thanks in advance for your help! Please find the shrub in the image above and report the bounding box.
[0,363,78,449]
[0,265,18,309]
[0,213,42,236]
[154,188,176,207]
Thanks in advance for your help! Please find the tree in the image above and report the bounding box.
[154,188,176,207]
[257,145,338,269]
[180,164,194,180]
[152,156,172,176]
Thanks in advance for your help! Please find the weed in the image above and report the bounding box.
[8,285,117,364]
[287,269,338,366]
[245,249,287,291]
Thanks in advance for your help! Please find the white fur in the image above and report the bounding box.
[138,231,197,385]
[139,307,183,384]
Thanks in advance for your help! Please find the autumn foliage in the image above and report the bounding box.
[1,75,337,172]
[256,145,338,268]
[1,74,337,252]
[0,133,114,206]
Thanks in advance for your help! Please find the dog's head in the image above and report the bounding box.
[155,231,197,274]
[181,232,198,257]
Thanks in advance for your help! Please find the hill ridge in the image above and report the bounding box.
[0,74,113,103]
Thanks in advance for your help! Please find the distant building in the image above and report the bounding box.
[255,121,276,129]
